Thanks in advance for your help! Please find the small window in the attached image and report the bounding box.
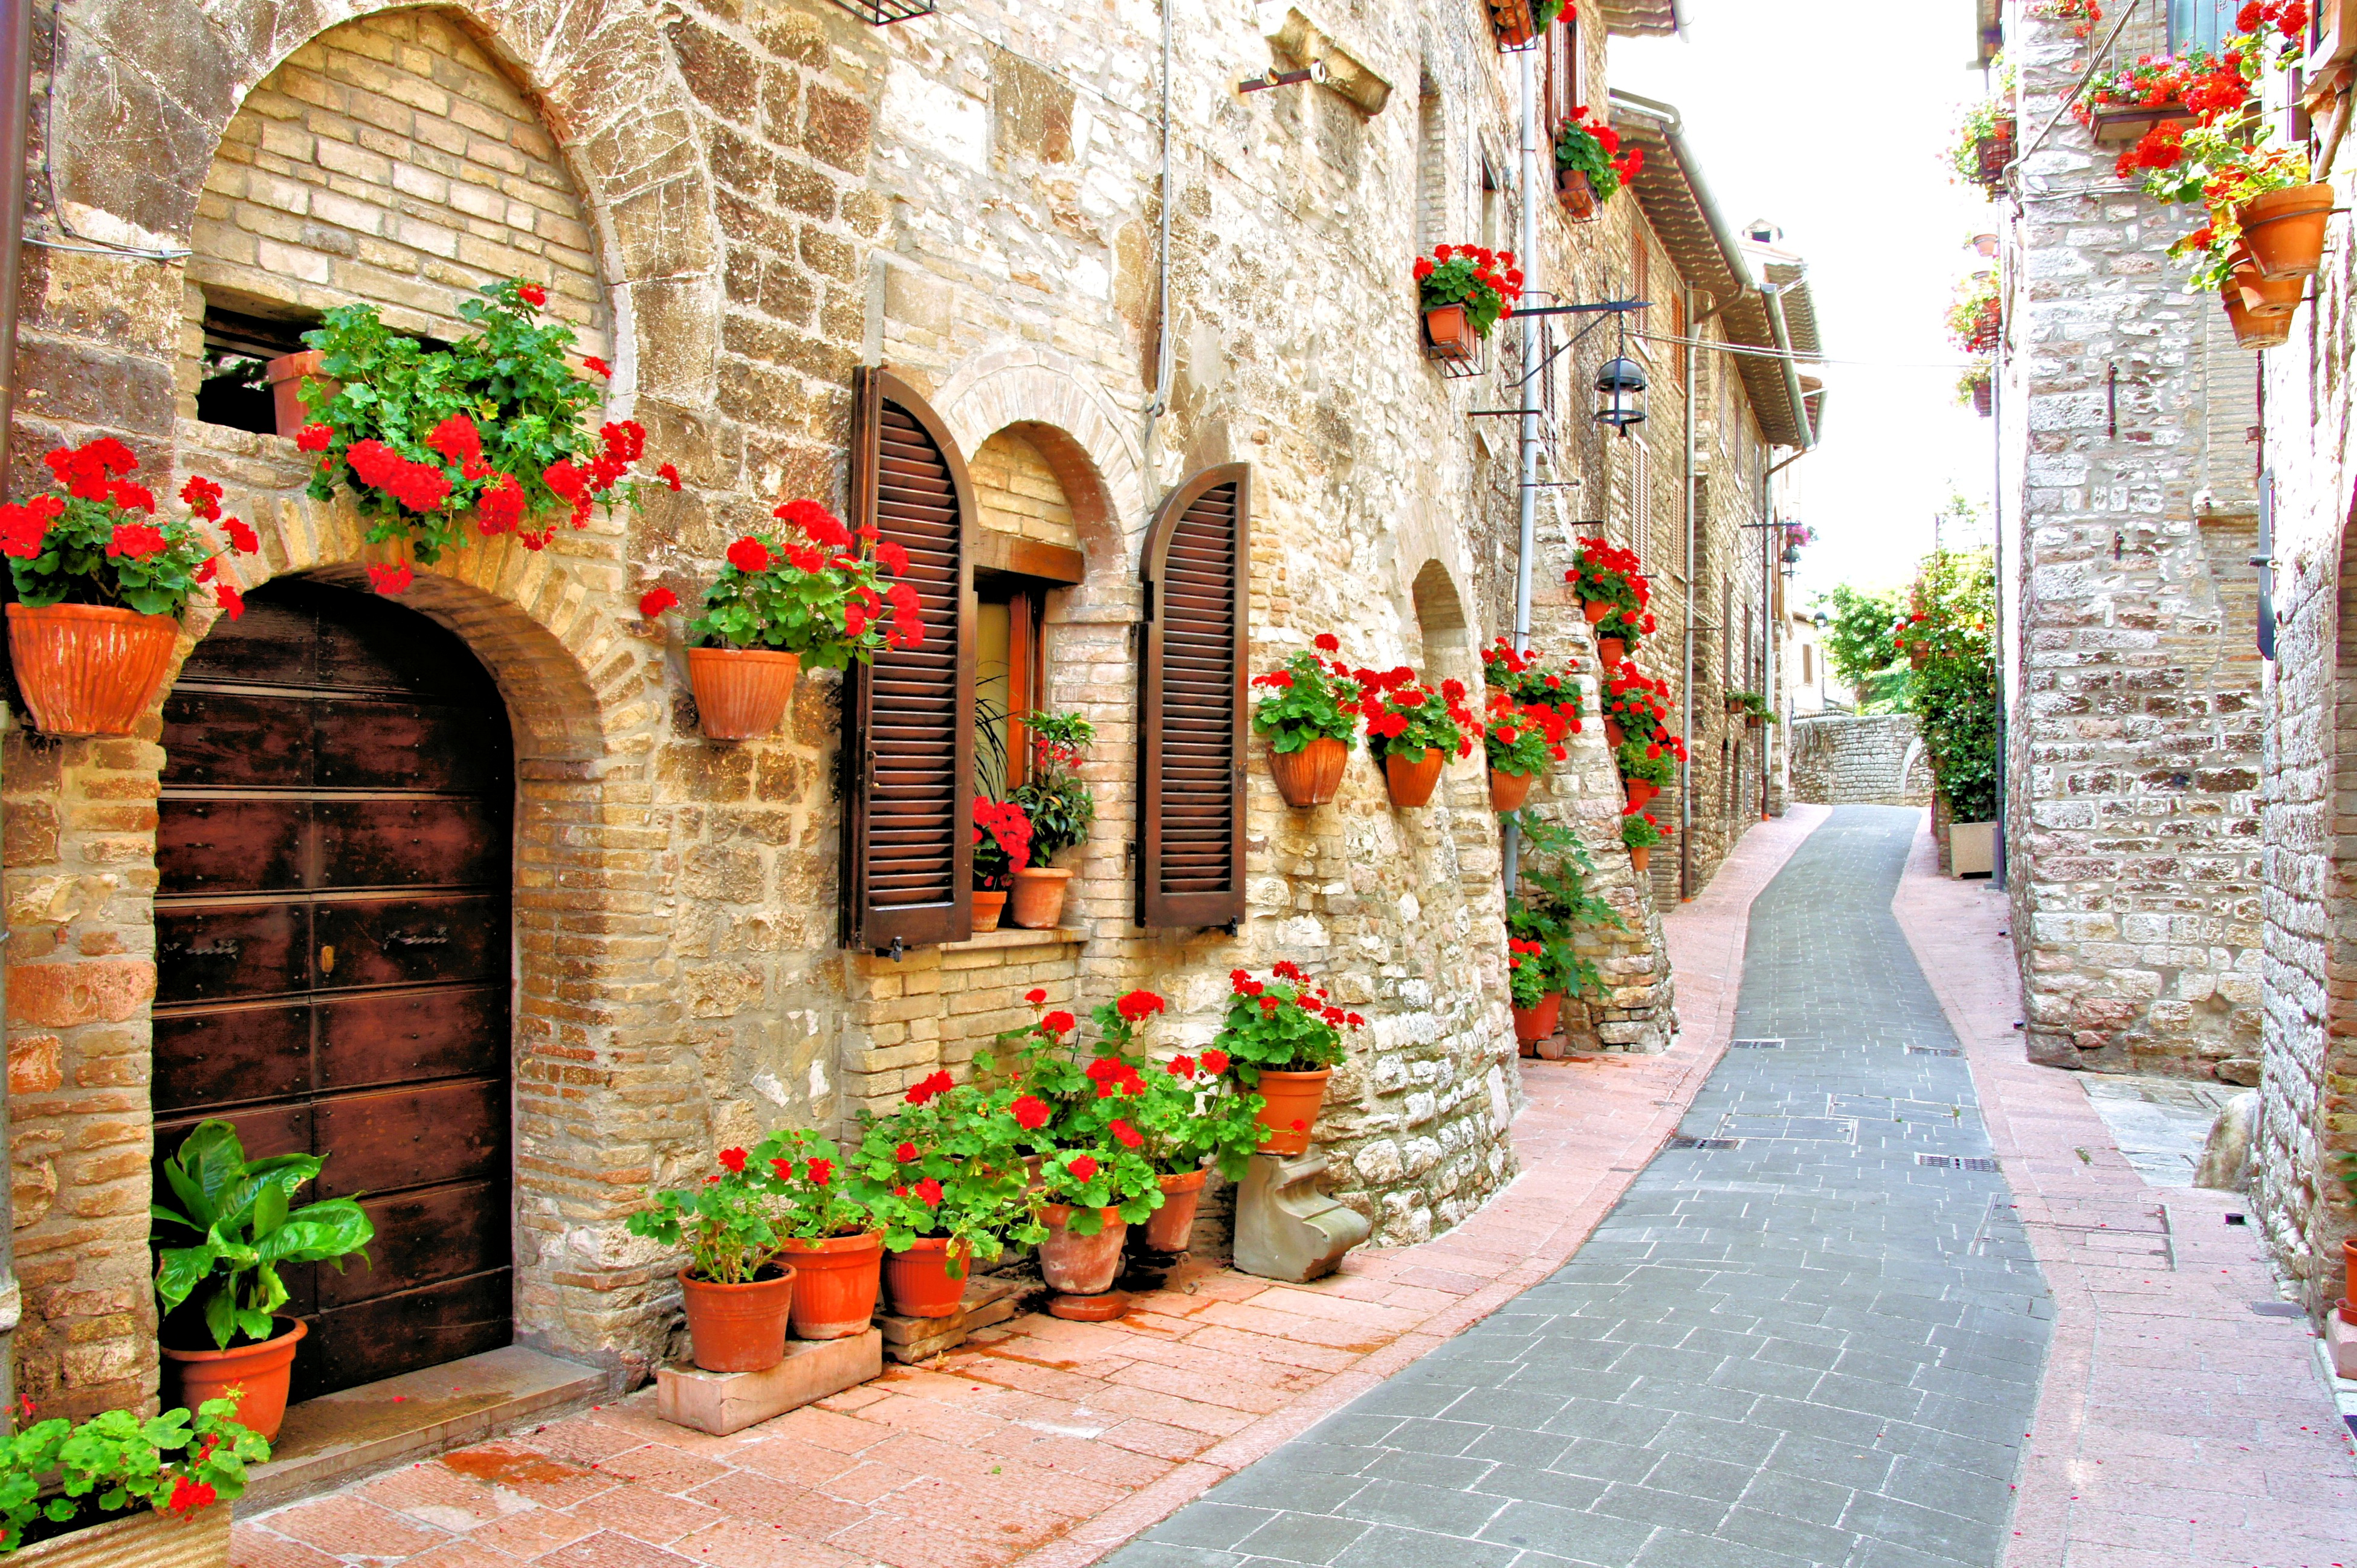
[2168,0,2229,51]
[1481,158,1504,255]
[975,581,1047,801]
[196,305,317,435]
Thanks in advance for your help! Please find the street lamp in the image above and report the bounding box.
[1594,357,1647,431]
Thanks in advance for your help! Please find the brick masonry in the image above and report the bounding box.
[1786,714,1932,808]
[2,1,1800,1410]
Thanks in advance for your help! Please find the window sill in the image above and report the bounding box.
[942,926,1087,953]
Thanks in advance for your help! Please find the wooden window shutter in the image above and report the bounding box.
[1544,18,1578,132]
[1138,463,1249,930]
[842,367,976,951]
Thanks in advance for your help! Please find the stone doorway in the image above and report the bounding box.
[152,580,516,1400]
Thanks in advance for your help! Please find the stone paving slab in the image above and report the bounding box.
[1107,807,2051,1568]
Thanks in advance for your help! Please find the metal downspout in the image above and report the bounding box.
[1680,285,1695,900]
[1504,42,1540,895]
[0,0,31,1405]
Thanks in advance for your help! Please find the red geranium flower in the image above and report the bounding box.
[1200,1049,1229,1074]
[718,1147,748,1174]
[727,537,770,574]
[639,586,679,618]
[517,282,547,307]
[915,1178,943,1206]
[896,1141,917,1163]
[1011,1095,1050,1130]
[1068,1155,1099,1182]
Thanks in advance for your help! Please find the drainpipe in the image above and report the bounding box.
[0,0,31,1407]
[1679,285,1695,900]
[1504,41,1540,896]
[1756,277,1811,819]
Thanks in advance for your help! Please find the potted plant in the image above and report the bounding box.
[1945,271,2002,358]
[624,1147,797,1373]
[2030,0,2104,40]
[851,1074,1038,1318]
[639,499,922,741]
[1564,536,1647,628]
[971,796,1032,931]
[0,1396,268,1561]
[1614,735,1678,811]
[1,445,259,738]
[1486,0,1563,49]
[1594,604,1654,667]
[1948,97,2016,190]
[1481,637,1580,729]
[1958,362,1994,418]
[1622,808,1669,874]
[1413,245,1521,363]
[1732,691,1776,730]
[1481,689,1564,813]
[1253,633,1364,807]
[1211,964,1362,1158]
[1505,814,1620,1054]
[1078,990,1264,1253]
[1356,666,1475,808]
[1008,711,1096,928]
[1553,109,1642,218]
[759,1132,884,1340]
[150,1121,374,1441]
[1505,937,1564,1048]
[293,280,675,581]
[1601,665,1670,750]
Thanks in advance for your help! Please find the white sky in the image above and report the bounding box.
[1613,0,1999,607]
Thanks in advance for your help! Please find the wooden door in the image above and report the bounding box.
[154,579,514,1399]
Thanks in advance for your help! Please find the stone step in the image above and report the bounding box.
[878,1274,1035,1364]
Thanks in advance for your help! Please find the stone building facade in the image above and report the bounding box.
[0,0,1814,1416]
[1788,714,1933,808]
[1995,3,2266,1080]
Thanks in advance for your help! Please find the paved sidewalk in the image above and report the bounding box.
[1889,821,2357,1568]
[1107,805,2051,1568]
[228,817,1823,1568]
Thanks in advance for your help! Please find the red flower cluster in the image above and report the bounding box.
[106,521,167,561]
[640,586,680,618]
[367,563,413,596]
[44,437,143,509]
[1201,1048,1229,1074]
[1068,1155,1100,1182]
[1566,535,1651,608]
[348,439,453,515]
[905,1069,955,1105]
[718,1147,748,1174]
[1115,989,1167,1023]
[1011,1094,1050,1129]
[0,494,62,560]
[165,1478,218,1517]
[974,796,1033,874]
[1354,665,1478,758]
[1085,1054,1145,1099]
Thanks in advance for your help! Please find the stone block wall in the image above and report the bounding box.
[1788,714,1932,807]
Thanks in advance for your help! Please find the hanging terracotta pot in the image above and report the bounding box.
[775,1231,883,1340]
[2220,282,2294,349]
[1630,845,1652,874]
[2232,262,2304,320]
[1384,747,1444,808]
[1582,599,1614,625]
[1254,1068,1333,1157]
[687,645,800,740]
[1270,735,1348,806]
[5,602,182,739]
[1009,867,1072,929]
[1624,778,1659,810]
[1034,1205,1127,1295]
[972,889,1007,931]
[1143,1168,1208,1252]
[1512,992,1562,1047]
[1746,714,1765,731]
[678,1266,797,1372]
[1490,768,1537,811]
[882,1238,969,1320]
[163,1318,305,1442]
[1909,646,1931,669]
[1597,636,1627,666]
[265,349,340,439]
[1487,0,1540,47]
[2237,182,2334,280]
[1970,379,1993,418]
[1556,168,1597,219]
[1604,718,1626,748]
[1424,305,1476,362]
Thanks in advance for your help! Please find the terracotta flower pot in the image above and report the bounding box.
[1630,844,1652,874]
[1909,647,1931,669]
[163,1317,305,1442]
[972,889,1007,931]
[5,602,182,738]
[1583,599,1614,625]
[1604,718,1626,747]
[1384,747,1444,808]
[1557,168,1597,219]
[2220,283,2294,349]
[1624,778,1659,810]
[1512,992,1562,1047]
[2233,262,2304,320]
[1488,0,1539,47]
[1971,379,1993,418]
[1035,1205,1127,1295]
[1745,714,1765,730]
[686,645,800,740]
[679,1265,796,1372]
[2237,182,2334,280]
[11,1505,230,1567]
[1424,304,1475,362]
[1597,636,1627,666]
[775,1231,884,1340]
[1009,866,1072,929]
[1144,1168,1208,1252]
[883,1237,971,1319]
[1270,735,1348,807]
[265,349,339,439]
[1490,768,1537,811]
[1254,1067,1333,1157]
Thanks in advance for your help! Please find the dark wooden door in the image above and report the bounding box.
[154,579,514,1399]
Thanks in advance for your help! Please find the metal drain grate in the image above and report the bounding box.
[1907,1046,1963,1057]
[1918,1154,2000,1172]
[1729,1038,1784,1050]
[1667,1136,1744,1150]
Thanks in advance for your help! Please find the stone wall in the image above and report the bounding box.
[1788,714,1932,807]
[1997,3,2265,1082]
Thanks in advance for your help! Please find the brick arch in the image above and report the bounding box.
[929,349,1146,550]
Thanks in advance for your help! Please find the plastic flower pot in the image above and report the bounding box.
[2237,182,2334,280]
[1596,636,1627,665]
[1630,844,1652,874]
[1582,599,1614,625]
[2221,282,2292,350]
[775,1231,884,1340]
[972,889,1007,931]
[687,646,799,740]
[883,1237,971,1319]
[12,1503,231,1567]
[265,349,338,440]
[1604,719,1625,748]
[1253,1068,1333,1157]
[1034,1205,1126,1295]
[1270,735,1348,807]
[679,1265,796,1372]
[6,602,183,738]
[1512,992,1563,1048]
[1143,1169,1208,1252]
[1009,866,1072,929]
[163,1317,305,1442]
[1423,305,1476,363]
[1556,169,1597,219]
[1383,747,1444,808]
[1489,767,1537,812]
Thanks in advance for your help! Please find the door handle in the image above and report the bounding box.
[318,944,335,976]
